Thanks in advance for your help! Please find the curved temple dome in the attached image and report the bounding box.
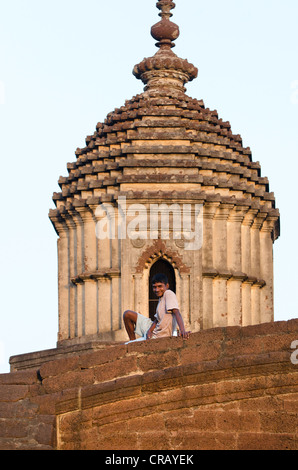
[49,1,280,345]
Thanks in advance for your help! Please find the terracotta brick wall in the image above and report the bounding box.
[1,319,298,450]
[0,370,55,450]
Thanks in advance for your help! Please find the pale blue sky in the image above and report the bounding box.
[0,0,297,373]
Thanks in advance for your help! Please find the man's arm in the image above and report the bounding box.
[146,319,158,339]
[172,309,190,339]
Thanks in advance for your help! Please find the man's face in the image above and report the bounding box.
[152,282,169,298]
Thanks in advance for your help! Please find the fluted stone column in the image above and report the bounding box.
[202,273,215,329]
[180,272,191,330]
[213,204,231,327]
[251,213,264,279]
[260,215,277,323]
[242,278,254,326]
[242,209,258,274]
[97,274,111,332]
[52,216,70,342]
[251,282,261,324]
[61,214,77,339]
[227,206,248,326]
[97,237,112,333]
[241,209,258,326]
[110,222,122,331]
[110,270,121,331]
[133,273,144,315]
[250,212,267,324]
[75,207,98,336]
[202,202,219,329]
[69,210,84,338]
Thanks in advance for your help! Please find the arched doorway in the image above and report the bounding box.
[149,258,176,321]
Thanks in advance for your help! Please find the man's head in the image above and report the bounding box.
[151,273,169,298]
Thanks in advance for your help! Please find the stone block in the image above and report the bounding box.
[0,370,38,385]
[180,342,221,365]
[0,385,29,403]
[136,431,171,451]
[42,368,94,394]
[0,420,28,439]
[137,350,179,372]
[237,432,295,451]
[259,411,298,434]
[79,345,127,369]
[127,414,165,433]
[39,356,80,379]
[93,356,138,383]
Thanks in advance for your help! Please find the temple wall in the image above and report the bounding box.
[1,319,298,450]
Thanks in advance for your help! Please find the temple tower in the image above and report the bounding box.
[49,1,280,345]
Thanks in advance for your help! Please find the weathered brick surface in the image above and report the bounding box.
[1,319,298,450]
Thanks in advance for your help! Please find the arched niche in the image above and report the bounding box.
[148,258,176,321]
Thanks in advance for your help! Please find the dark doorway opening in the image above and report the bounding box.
[149,258,176,321]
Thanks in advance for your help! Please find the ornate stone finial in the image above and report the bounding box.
[151,1,179,49]
[133,0,198,93]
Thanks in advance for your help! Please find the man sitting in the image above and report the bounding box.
[123,273,190,343]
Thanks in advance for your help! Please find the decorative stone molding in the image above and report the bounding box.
[135,239,190,273]
[202,269,266,287]
[71,269,121,285]
[130,238,146,249]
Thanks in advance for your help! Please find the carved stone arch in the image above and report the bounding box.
[135,239,190,274]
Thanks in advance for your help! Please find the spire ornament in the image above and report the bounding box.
[151,1,179,49]
[133,0,198,93]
